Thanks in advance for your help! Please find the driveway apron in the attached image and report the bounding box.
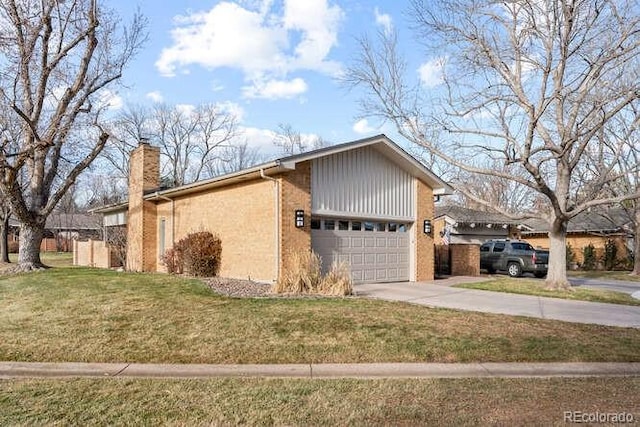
[355,279,640,328]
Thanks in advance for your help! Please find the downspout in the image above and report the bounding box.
[154,193,175,252]
[260,169,280,283]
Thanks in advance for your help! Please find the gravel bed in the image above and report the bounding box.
[202,277,355,299]
[203,277,273,298]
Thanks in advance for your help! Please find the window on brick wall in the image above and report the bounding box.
[159,219,166,257]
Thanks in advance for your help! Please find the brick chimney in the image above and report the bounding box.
[126,140,160,272]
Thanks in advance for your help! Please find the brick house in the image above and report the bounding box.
[91,135,451,283]
[522,210,633,267]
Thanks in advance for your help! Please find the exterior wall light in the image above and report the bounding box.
[423,219,432,235]
[295,210,305,228]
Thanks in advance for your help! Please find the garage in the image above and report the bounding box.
[311,218,411,282]
[308,143,431,283]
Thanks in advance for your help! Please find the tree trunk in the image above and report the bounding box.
[545,217,571,290]
[632,210,640,276]
[0,214,9,263]
[16,221,46,270]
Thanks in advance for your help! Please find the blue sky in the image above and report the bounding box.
[107,0,442,156]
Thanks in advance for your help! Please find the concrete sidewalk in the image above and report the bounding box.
[355,280,640,328]
[1,361,640,379]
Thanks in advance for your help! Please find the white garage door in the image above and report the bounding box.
[311,218,411,283]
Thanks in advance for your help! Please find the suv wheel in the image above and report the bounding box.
[507,262,522,278]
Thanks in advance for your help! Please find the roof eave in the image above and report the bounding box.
[144,162,287,200]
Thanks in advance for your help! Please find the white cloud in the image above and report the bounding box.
[156,0,343,100]
[352,118,375,134]
[217,101,245,121]
[98,89,123,111]
[418,57,446,87]
[242,77,308,99]
[234,126,279,153]
[146,91,164,103]
[374,7,392,34]
[175,103,196,116]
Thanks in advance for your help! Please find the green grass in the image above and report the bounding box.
[2,252,73,270]
[568,270,640,282]
[1,377,638,425]
[1,267,640,364]
[456,276,640,306]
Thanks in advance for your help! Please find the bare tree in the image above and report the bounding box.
[455,161,540,215]
[205,140,264,176]
[0,193,10,263]
[593,108,640,275]
[100,104,151,178]
[0,0,146,270]
[106,103,239,187]
[345,0,640,289]
[81,172,128,209]
[273,123,327,156]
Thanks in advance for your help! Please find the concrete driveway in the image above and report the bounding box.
[569,277,640,295]
[355,278,640,328]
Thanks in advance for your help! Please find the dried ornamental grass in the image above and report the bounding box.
[274,251,352,296]
[320,261,353,296]
[273,251,323,294]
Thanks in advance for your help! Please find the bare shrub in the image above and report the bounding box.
[273,251,352,296]
[161,247,183,274]
[105,226,127,269]
[161,231,222,277]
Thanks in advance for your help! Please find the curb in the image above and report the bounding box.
[1,362,640,379]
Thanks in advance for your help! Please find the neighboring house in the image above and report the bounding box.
[432,205,530,276]
[433,205,528,245]
[433,205,633,270]
[89,135,452,283]
[9,213,101,252]
[522,210,633,267]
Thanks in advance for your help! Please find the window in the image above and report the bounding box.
[376,222,386,232]
[323,220,335,230]
[338,220,349,230]
[388,223,398,232]
[512,243,535,251]
[480,244,491,252]
[311,219,321,230]
[351,221,362,231]
[364,222,374,231]
[493,242,506,252]
[159,219,166,256]
[398,224,407,232]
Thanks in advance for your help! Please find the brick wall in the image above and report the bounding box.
[525,233,629,265]
[414,179,435,281]
[74,239,120,268]
[156,178,278,282]
[126,143,160,272]
[450,244,480,276]
[279,161,312,277]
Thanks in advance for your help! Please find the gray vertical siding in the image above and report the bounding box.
[311,146,415,220]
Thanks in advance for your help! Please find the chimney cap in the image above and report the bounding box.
[139,137,150,145]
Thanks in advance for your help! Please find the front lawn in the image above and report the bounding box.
[1,267,639,363]
[1,377,638,425]
[455,276,640,306]
[1,252,73,272]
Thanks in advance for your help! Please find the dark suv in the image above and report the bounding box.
[480,239,549,278]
